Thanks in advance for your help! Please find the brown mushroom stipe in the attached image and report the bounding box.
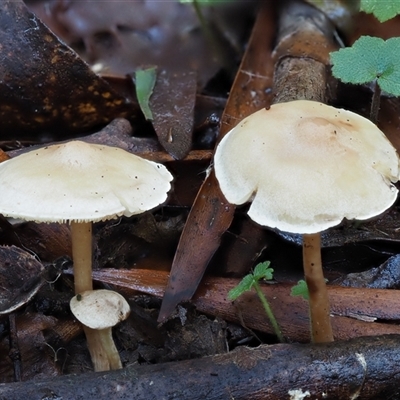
[214,100,399,343]
[70,289,131,371]
[71,222,93,294]
[0,140,173,369]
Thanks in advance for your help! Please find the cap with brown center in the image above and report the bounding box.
[214,100,399,343]
[214,100,399,234]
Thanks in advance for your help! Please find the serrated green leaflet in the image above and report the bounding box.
[360,0,400,22]
[330,36,400,96]
[227,261,284,342]
[228,274,254,300]
[228,261,274,300]
[290,280,309,301]
[253,261,273,281]
[135,66,157,121]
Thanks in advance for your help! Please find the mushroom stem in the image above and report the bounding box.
[302,232,334,343]
[83,326,122,372]
[71,221,93,294]
[71,222,123,371]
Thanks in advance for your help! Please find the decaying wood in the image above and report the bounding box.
[7,222,72,262]
[1,335,400,399]
[194,280,400,343]
[272,0,338,103]
[0,313,61,383]
[6,119,152,158]
[140,149,212,163]
[158,2,276,323]
[6,118,212,164]
[88,268,400,342]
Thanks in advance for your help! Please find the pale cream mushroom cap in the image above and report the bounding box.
[0,141,173,223]
[214,100,399,234]
[70,289,130,330]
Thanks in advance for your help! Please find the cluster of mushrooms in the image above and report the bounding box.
[0,99,398,371]
[0,141,173,371]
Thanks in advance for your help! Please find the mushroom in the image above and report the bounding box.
[0,140,173,369]
[214,100,399,343]
[70,289,130,370]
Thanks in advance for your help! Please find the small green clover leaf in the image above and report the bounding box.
[290,280,310,301]
[330,36,400,97]
[360,0,400,22]
[291,279,328,301]
[228,274,255,301]
[228,261,273,300]
[135,66,157,121]
[252,261,274,282]
[228,262,284,342]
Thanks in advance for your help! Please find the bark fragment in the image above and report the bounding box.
[272,0,338,103]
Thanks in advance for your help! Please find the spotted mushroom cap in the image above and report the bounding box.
[0,140,173,223]
[70,289,130,329]
[214,100,400,234]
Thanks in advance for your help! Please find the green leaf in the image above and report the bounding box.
[330,36,400,96]
[135,66,157,121]
[228,261,274,301]
[253,261,273,281]
[228,274,255,301]
[377,37,400,95]
[360,0,400,22]
[290,280,309,301]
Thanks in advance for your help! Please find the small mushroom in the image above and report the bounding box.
[0,140,173,369]
[70,289,130,370]
[214,100,399,343]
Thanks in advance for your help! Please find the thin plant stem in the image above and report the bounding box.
[370,80,381,124]
[252,281,285,343]
[192,0,208,30]
[191,0,232,72]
